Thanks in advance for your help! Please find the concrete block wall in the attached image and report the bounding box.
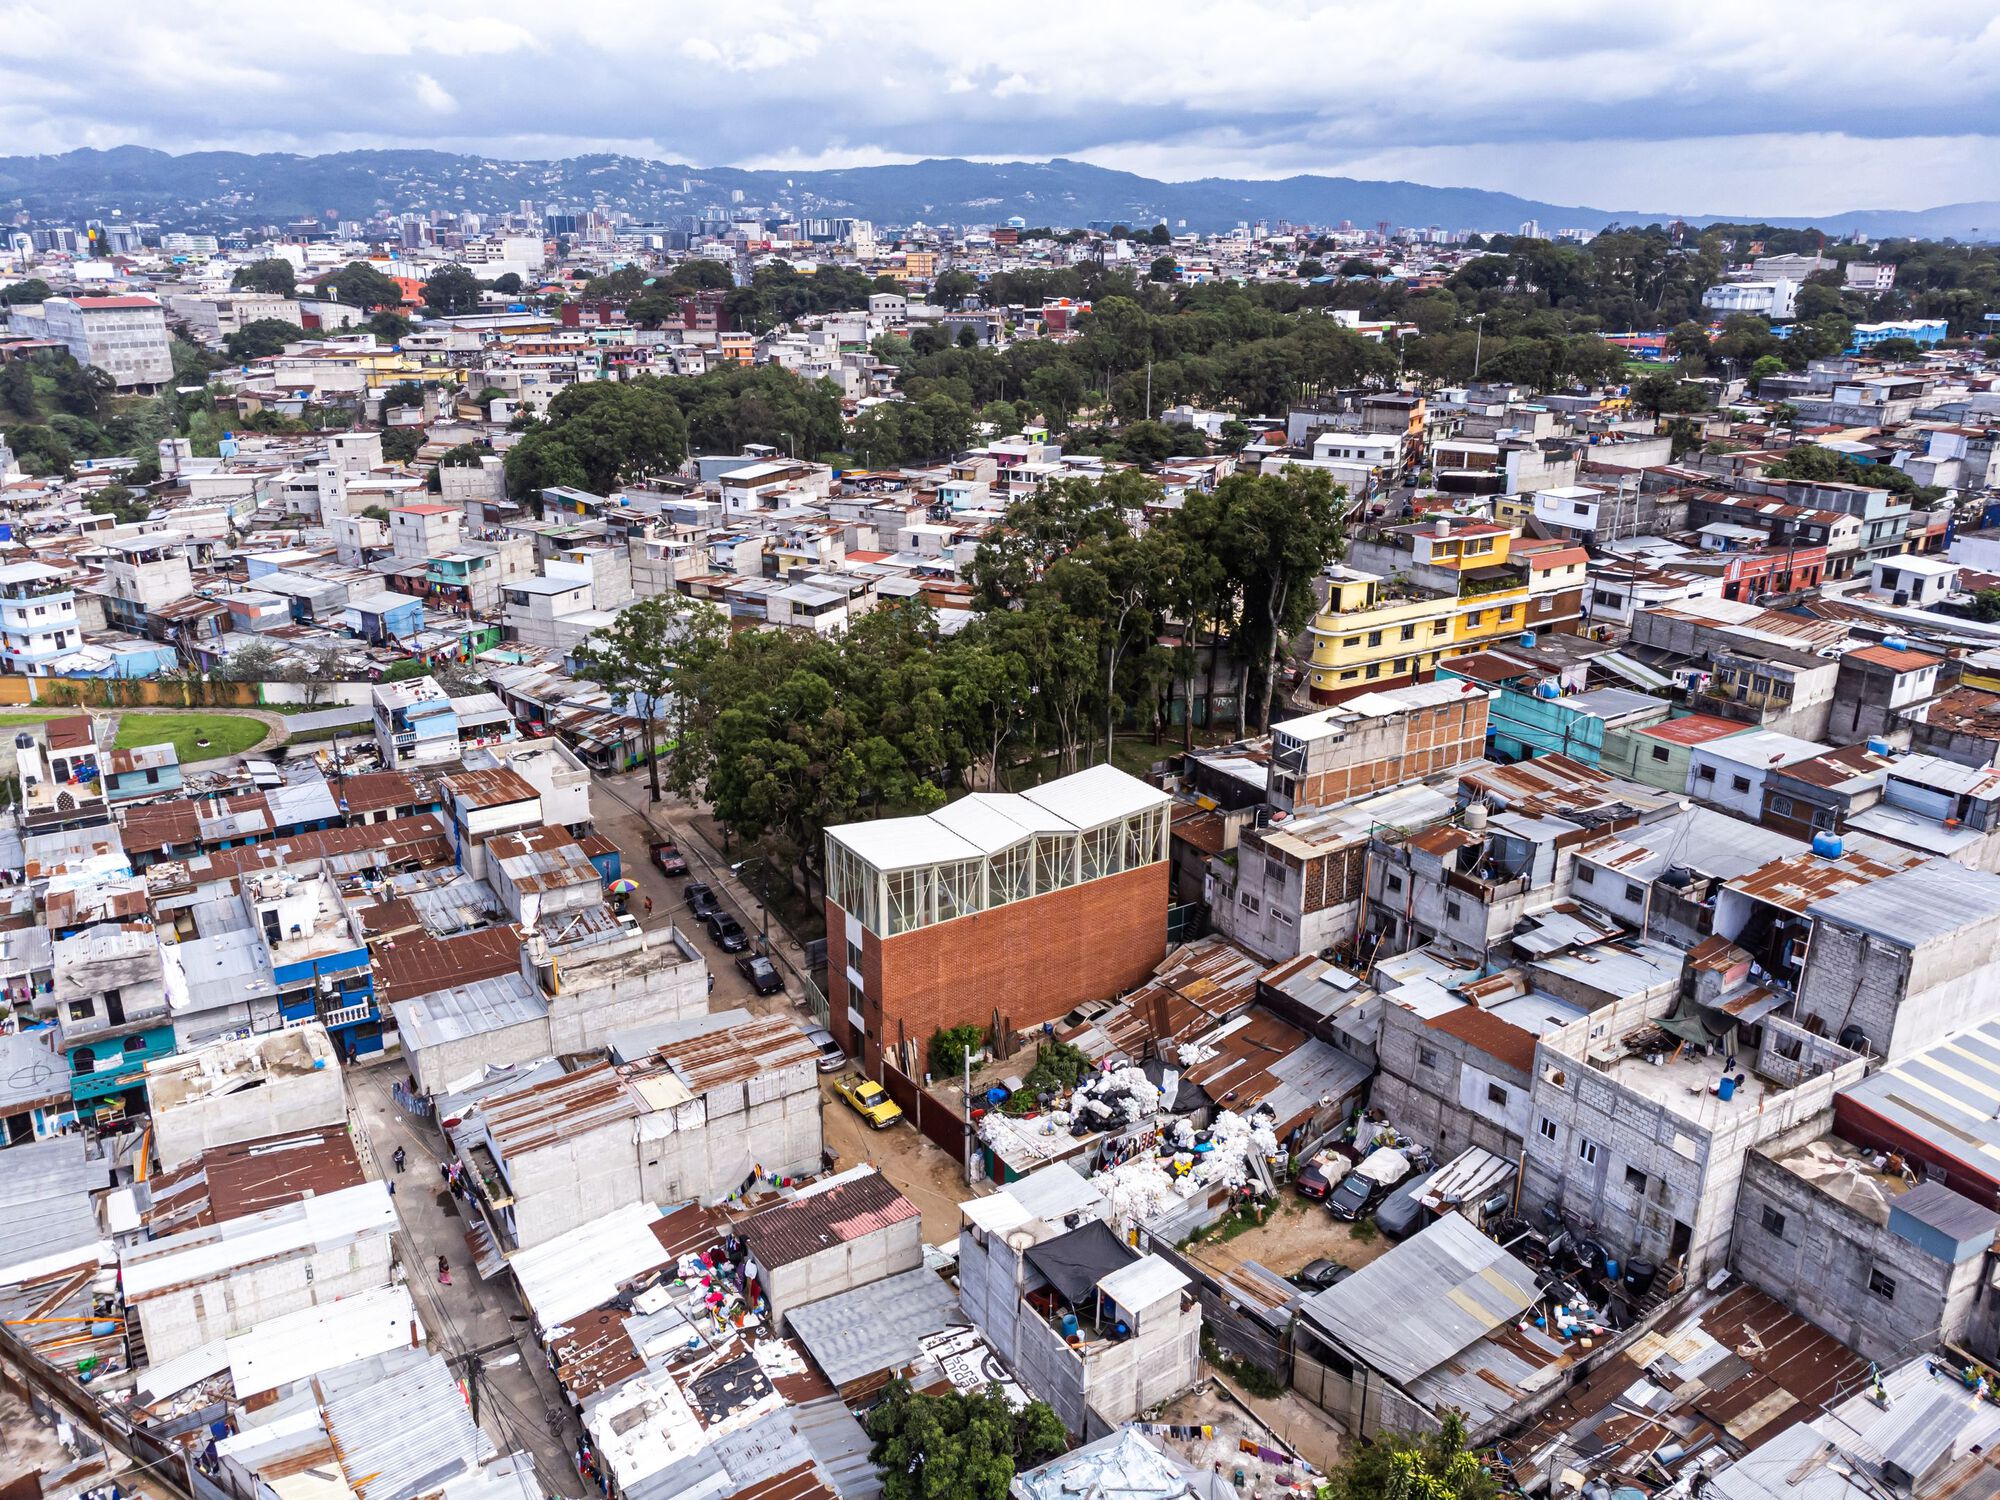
[150,1066,346,1171]
[1730,1149,1991,1365]
[1372,1007,1526,1162]
[548,955,708,1055]
[508,1118,645,1250]
[1078,1299,1202,1426]
[136,1239,393,1365]
[763,1217,922,1333]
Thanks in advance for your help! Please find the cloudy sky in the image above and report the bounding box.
[3,0,1997,215]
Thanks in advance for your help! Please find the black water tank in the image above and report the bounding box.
[1623,1259,1659,1297]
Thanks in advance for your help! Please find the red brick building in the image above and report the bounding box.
[823,764,1171,1075]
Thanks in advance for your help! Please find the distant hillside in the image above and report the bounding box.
[0,147,1990,240]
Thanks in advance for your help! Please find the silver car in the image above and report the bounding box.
[804,1026,847,1073]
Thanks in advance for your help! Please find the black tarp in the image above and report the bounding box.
[1025,1219,1138,1305]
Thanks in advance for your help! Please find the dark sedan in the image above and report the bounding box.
[705,913,750,952]
[650,842,688,876]
[736,954,784,995]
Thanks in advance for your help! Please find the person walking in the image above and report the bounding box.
[392,1146,406,1172]
[437,1255,452,1286]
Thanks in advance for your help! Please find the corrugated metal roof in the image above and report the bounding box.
[742,1172,920,1268]
[784,1267,962,1388]
[1807,860,2000,948]
[1299,1211,1538,1385]
[319,1348,493,1500]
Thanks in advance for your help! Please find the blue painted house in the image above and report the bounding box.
[52,922,173,1120]
[344,589,427,647]
[104,741,182,802]
[246,869,382,1056]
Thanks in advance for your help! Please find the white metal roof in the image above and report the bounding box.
[1096,1253,1190,1313]
[1018,762,1167,828]
[228,1283,421,1396]
[509,1200,665,1331]
[120,1181,397,1300]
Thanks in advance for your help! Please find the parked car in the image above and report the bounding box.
[705,913,749,952]
[649,842,688,876]
[615,911,643,939]
[804,1026,847,1073]
[1295,1156,1338,1201]
[1374,1169,1438,1240]
[684,882,721,920]
[833,1073,903,1129]
[1328,1146,1413,1222]
[1290,1258,1351,1291]
[736,954,783,995]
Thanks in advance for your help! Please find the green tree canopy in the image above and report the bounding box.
[0,279,52,305]
[863,1381,1067,1500]
[1319,1412,1498,1500]
[231,258,297,296]
[225,318,304,363]
[422,264,485,317]
[504,377,690,496]
[315,262,406,310]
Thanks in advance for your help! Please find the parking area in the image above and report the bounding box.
[1186,1193,1397,1284]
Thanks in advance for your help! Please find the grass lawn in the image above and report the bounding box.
[0,711,88,726]
[115,712,268,763]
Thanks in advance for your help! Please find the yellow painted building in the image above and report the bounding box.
[1302,520,1585,703]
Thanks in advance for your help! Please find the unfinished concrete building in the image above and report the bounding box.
[1731,1136,2000,1365]
[957,1183,1202,1438]
[143,1025,345,1171]
[740,1168,923,1333]
[1520,987,1866,1281]
[1791,860,2000,1063]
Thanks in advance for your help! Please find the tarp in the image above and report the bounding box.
[1355,1147,1412,1186]
[1024,1220,1137,1306]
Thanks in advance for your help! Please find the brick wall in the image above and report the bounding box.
[827,861,1168,1070]
[1296,695,1488,807]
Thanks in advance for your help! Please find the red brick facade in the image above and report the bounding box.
[826,861,1169,1074]
[1290,695,1488,807]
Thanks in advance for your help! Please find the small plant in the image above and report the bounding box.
[1349,1217,1378,1242]
[927,1024,986,1079]
[1201,1332,1285,1399]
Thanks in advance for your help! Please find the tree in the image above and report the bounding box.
[488,272,523,295]
[1148,222,1173,246]
[368,310,413,344]
[1318,1412,1497,1500]
[210,640,281,682]
[1297,258,1326,279]
[0,279,52,305]
[1148,255,1178,282]
[504,378,689,496]
[282,644,347,708]
[1210,466,1348,733]
[422,265,485,317]
[316,262,406,310]
[380,427,424,462]
[225,318,303,362]
[666,259,734,293]
[47,357,113,419]
[0,360,37,420]
[2,424,73,477]
[864,1380,1067,1500]
[571,598,725,803]
[231,258,297,296]
[86,483,150,525]
[1750,354,1787,384]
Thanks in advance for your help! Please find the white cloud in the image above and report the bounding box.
[0,0,1996,212]
[412,73,457,114]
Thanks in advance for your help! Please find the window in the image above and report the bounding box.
[1868,1268,1897,1301]
[1366,630,1383,647]
[145,768,159,785]
[1731,775,1751,794]
[1769,794,1794,817]
[1466,610,1484,627]
[1625,1166,1648,1194]
[1432,619,1448,635]
[1761,1206,1786,1238]
[1624,883,1643,903]
[1400,624,1417,641]
[1446,899,1463,921]
[1577,1137,1600,1166]
[1576,864,1594,884]
[1417,1046,1438,1069]
[1486,1082,1508,1107]
[1365,663,1381,679]
[1651,745,1670,763]
[124,1035,147,1053]
[1385,873,1403,893]
[1239,892,1261,913]
[66,999,94,1022]
[1697,763,1716,781]
[1539,1116,1559,1142]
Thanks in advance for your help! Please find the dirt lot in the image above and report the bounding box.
[818,1072,971,1243]
[1156,1377,1346,1484]
[1185,1192,1396,1282]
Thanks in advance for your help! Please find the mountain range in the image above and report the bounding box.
[0,147,1994,241]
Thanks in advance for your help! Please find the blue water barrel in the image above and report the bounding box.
[1812,832,1844,859]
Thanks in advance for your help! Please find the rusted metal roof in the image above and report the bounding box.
[144,1129,364,1233]
[1725,846,1919,914]
[119,798,201,851]
[441,766,539,809]
[662,1014,821,1093]
[1425,1004,1537,1076]
[372,924,526,1004]
[479,1061,637,1158]
[742,1173,920,1268]
[1844,643,1943,672]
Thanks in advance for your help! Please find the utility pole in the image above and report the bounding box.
[1472,313,1487,382]
[1144,359,1153,421]
[963,1048,975,1186]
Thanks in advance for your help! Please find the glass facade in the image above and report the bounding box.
[827,802,1170,939]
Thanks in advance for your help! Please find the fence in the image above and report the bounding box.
[1149,1240,1293,1381]
[878,1061,968,1164]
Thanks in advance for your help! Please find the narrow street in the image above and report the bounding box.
[344,1063,587,1498]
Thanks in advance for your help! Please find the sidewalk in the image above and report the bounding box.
[345,1061,586,1497]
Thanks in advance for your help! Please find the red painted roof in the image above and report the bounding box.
[741,1172,919,1267]
[71,295,161,310]
[393,503,457,516]
[1844,644,1942,672]
[1639,714,1751,747]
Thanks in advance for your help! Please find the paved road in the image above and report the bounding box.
[345,1063,586,1497]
